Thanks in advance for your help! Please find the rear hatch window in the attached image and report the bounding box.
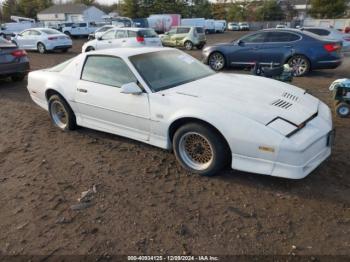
[196,27,204,34]
[137,29,158,38]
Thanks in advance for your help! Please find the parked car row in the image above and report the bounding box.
[228,22,250,31]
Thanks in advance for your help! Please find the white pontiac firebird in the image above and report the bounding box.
[27,47,334,179]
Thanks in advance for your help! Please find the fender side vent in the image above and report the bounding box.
[271,99,293,109]
[282,92,299,101]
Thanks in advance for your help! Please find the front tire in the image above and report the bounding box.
[37,42,46,54]
[184,41,193,50]
[288,55,310,77]
[48,95,77,131]
[173,123,229,176]
[336,103,350,118]
[208,52,225,71]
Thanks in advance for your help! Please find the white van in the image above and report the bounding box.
[214,21,225,33]
[0,22,33,38]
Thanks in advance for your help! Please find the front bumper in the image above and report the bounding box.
[230,104,333,179]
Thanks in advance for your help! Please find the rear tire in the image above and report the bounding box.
[48,94,77,131]
[288,55,310,77]
[184,41,193,50]
[336,103,350,118]
[37,42,46,54]
[196,43,205,50]
[173,123,229,176]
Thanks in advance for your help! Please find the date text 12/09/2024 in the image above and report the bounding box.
[127,255,219,261]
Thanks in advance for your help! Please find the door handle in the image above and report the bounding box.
[284,45,292,48]
[77,88,87,93]
[122,40,126,42]
[108,41,112,44]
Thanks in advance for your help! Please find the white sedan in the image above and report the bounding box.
[12,28,72,54]
[27,48,334,179]
[82,28,162,52]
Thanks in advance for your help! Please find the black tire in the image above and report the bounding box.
[11,73,26,82]
[184,41,193,50]
[37,42,46,54]
[288,55,310,77]
[208,52,225,71]
[196,43,205,50]
[336,103,350,118]
[85,46,95,52]
[48,94,77,131]
[173,123,229,176]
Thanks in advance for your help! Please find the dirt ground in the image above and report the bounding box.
[0,31,350,259]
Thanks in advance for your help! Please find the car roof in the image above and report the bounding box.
[111,27,153,31]
[90,47,174,58]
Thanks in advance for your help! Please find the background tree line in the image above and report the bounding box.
[1,0,349,23]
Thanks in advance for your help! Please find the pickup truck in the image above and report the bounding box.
[62,22,98,37]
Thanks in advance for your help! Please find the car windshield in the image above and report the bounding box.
[48,58,74,72]
[129,50,215,92]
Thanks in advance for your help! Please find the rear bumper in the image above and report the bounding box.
[51,45,72,50]
[313,59,342,69]
[0,60,30,77]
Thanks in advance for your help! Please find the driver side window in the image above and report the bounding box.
[168,28,177,35]
[102,30,116,40]
[81,55,137,88]
[241,33,266,43]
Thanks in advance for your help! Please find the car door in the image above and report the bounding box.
[259,32,299,66]
[95,29,117,50]
[15,30,32,49]
[228,32,267,66]
[162,28,177,46]
[174,27,190,46]
[75,55,151,141]
[28,30,42,49]
[115,30,128,47]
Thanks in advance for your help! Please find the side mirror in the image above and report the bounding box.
[121,82,143,95]
[97,36,102,41]
[164,32,169,35]
[237,39,244,46]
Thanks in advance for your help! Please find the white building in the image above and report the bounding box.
[37,4,106,27]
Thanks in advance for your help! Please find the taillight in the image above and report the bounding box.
[136,36,144,43]
[11,49,27,58]
[324,43,341,52]
[48,36,58,40]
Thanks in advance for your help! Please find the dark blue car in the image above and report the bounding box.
[202,29,343,76]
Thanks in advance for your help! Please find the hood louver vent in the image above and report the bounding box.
[271,99,293,109]
[282,92,299,101]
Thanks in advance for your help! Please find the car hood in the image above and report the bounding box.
[163,73,319,126]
